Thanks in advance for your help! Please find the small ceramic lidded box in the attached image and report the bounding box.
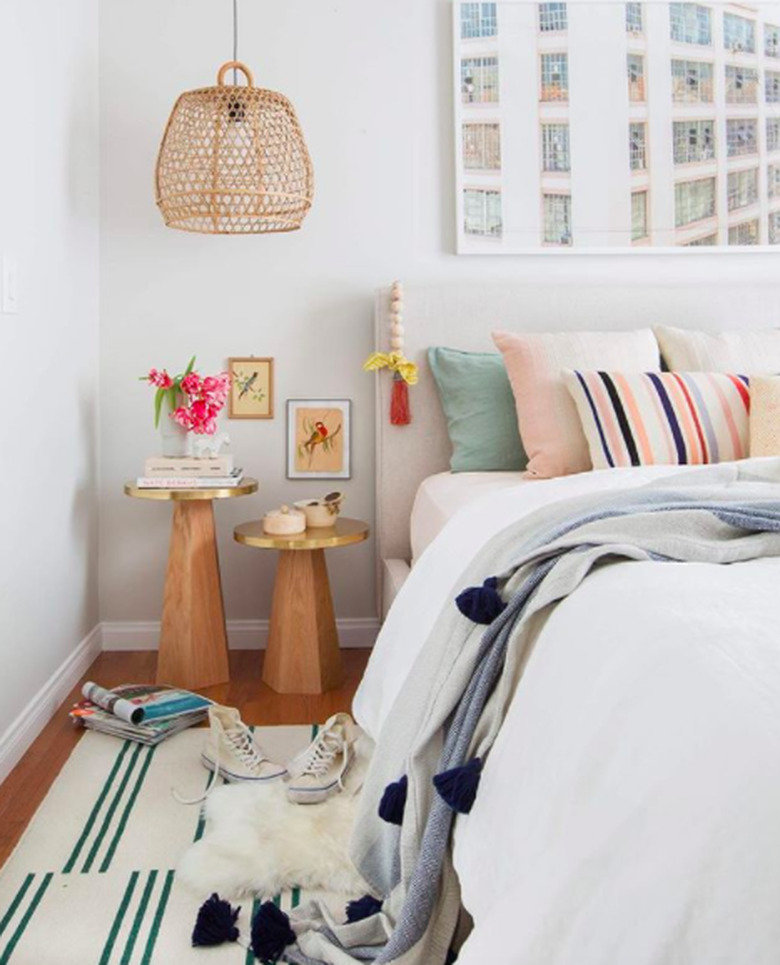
[294,492,344,528]
[263,505,306,536]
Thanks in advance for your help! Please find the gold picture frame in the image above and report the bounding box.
[228,357,274,419]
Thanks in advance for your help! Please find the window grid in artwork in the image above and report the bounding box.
[673,120,715,164]
[542,194,572,245]
[626,2,643,34]
[767,25,780,58]
[766,71,780,103]
[541,123,570,171]
[541,53,569,101]
[726,119,757,157]
[539,3,568,32]
[631,190,649,240]
[461,57,500,105]
[728,220,759,245]
[461,3,498,40]
[464,188,502,237]
[671,59,714,102]
[727,168,759,211]
[769,163,780,198]
[670,3,712,46]
[769,211,780,244]
[685,233,717,246]
[675,177,716,226]
[628,54,646,102]
[726,66,759,104]
[723,13,755,54]
[630,123,647,170]
[768,118,780,151]
[463,123,502,170]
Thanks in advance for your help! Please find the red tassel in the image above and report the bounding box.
[390,376,411,425]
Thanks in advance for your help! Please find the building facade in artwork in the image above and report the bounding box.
[455,1,780,250]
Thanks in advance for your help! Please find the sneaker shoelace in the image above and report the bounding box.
[227,724,267,770]
[172,723,271,806]
[295,727,349,788]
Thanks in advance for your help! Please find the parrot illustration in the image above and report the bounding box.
[303,421,329,465]
[237,371,259,400]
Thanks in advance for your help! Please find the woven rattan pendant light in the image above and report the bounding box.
[155,1,314,234]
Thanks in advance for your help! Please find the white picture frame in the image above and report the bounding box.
[286,399,352,480]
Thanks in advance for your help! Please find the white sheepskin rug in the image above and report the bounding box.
[177,740,371,900]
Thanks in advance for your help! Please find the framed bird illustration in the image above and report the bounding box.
[228,357,274,419]
[286,399,351,479]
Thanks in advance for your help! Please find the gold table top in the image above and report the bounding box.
[234,516,369,551]
[124,478,258,501]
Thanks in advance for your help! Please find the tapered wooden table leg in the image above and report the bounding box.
[158,501,230,690]
[264,548,344,695]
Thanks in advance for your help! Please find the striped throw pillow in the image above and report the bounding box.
[563,370,750,469]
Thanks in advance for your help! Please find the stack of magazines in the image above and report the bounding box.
[69,681,213,745]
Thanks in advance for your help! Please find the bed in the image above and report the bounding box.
[356,283,780,965]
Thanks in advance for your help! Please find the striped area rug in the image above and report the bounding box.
[0,725,343,964]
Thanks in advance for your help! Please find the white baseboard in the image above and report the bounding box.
[0,625,102,785]
[101,618,380,652]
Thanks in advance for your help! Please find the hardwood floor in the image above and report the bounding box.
[0,648,371,868]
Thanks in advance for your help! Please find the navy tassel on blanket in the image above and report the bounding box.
[378,774,408,825]
[251,901,296,963]
[191,893,241,947]
[345,894,383,923]
[455,577,506,625]
[433,758,483,814]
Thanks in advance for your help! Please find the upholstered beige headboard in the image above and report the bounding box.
[373,280,780,617]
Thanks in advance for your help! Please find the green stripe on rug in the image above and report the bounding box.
[120,870,157,965]
[0,872,52,965]
[244,896,261,965]
[139,870,174,965]
[99,871,139,965]
[82,743,144,873]
[291,887,301,909]
[99,746,156,873]
[63,740,132,873]
[0,875,34,938]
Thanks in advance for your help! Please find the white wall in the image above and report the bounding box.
[0,0,100,760]
[99,0,780,639]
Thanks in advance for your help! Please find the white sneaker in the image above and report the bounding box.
[286,713,358,804]
[174,705,286,805]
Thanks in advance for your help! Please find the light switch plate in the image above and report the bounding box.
[2,255,18,314]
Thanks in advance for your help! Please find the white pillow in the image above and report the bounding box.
[655,326,780,373]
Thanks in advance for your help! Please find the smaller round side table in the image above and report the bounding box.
[234,517,369,695]
[125,478,258,690]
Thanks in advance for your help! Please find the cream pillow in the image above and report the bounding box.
[655,326,780,373]
[492,329,660,478]
[750,376,780,457]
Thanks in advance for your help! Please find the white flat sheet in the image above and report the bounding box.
[354,463,780,965]
[410,472,524,564]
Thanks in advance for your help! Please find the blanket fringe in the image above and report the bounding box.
[191,893,241,947]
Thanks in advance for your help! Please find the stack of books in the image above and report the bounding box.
[135,455,244,489]
[70,682,213,746]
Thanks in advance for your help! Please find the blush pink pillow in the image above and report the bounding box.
[492,329,660,478]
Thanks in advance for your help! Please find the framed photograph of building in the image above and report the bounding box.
[286,399,351,479]
[228,357,274,419]
[454,0,780,252]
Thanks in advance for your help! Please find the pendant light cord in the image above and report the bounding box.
[232,0,238,83]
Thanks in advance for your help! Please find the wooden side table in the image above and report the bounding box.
[234,517,369,695]
[124,479,258,690]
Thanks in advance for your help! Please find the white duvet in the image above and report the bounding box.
[353,464,780,965]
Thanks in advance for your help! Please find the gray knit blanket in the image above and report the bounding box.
[283,461,780,965]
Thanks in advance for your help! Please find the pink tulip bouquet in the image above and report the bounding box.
[141,356,231,436]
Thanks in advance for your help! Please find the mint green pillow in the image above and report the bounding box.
[428,347,526,472]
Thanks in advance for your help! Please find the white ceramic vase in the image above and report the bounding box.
[159,400,191,457]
